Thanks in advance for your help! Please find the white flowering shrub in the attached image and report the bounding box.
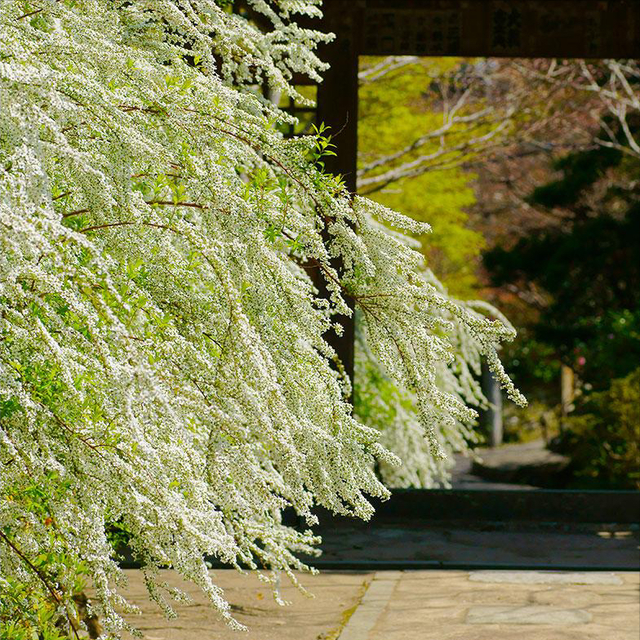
[355,285,522,488]
[0,0,524,635]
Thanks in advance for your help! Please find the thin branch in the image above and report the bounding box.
[17,8,43,20]
[358,119,511,192]
[357,107,493,177]
[146,200,206,209]
[0,531,81,640]
[359,56,419,84]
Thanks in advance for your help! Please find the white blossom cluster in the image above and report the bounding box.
[0,0,523,634]
[353,209,525,488]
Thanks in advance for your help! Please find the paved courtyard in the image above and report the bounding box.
[341,570,639,640]
[119,569,373,640]
[118,569,639,640]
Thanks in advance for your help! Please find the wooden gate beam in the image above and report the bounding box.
[358,0,640,58]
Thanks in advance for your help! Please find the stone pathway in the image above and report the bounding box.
[450,451,538,490]
[118,569,373,640]
[115,569,639,639]
[339,570,640,640]
[468,439,571,487]
[450,439,571,489]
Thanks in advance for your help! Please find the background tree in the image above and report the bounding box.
[358,57,486,299]
[356,56,605,300]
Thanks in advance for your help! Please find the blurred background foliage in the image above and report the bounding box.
[358,56,640,489]
[556,367,640,489]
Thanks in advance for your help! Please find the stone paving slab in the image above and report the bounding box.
[338,572,402,640]
[469,570,624,585]
[117,569,373,640]
[466,605,592,625]
[349,570,640,640]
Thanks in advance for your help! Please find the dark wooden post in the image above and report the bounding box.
[481,359,503,447]
[315,1,361,388]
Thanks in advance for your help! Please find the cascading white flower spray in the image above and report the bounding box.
[0,0,524,634]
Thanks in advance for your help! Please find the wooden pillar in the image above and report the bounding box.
[316,1,360,191]
[315,1,361,388]
[481,360,503,447]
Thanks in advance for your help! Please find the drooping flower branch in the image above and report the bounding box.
[0,0,523,634]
